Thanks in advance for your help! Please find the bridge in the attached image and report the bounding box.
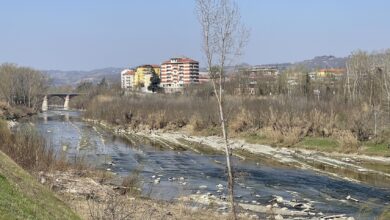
[42,93,81,111]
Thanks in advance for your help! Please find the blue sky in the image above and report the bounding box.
[0,0,389,70]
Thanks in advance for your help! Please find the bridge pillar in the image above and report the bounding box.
[64,112,69,121]
[42,96,48,112]
[64,95,70,110]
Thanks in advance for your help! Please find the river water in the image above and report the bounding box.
[34,110,390,219]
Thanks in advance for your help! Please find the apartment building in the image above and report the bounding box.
[134,65,161,88]
[160,57,199,92]
[121,69,135,89]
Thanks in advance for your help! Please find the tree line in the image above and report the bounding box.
[0,63,48,110]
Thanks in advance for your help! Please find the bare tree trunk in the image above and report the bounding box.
[196,1,248,218]
[220,111,236,218]
[209,76,237,217]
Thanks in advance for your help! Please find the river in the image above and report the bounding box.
[34,109,390,219]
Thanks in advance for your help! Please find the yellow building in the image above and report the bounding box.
[143,74,152,90]
[316,68,346,78]
[134,64,161,87]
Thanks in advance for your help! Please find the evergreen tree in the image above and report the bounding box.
[147,72,161,93]
[98,77,109,89]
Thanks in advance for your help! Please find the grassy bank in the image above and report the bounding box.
[242,133,390,157]
[0,151,80,220]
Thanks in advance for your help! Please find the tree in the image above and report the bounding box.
[98,77,109,89]
[147,72,161,93]
[196,0,249,218]
[303,73,311,99]
[0,63,48,109]
[76,81,94,92]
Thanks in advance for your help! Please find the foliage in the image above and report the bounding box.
[147,72,161,93]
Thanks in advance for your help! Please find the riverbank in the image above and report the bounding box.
[86,119,390,188]
[80,118,390,219]
[0,102,35,121]
[0,151,80,220]
[38,169,239,220]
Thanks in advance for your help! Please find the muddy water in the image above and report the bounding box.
[35,110,390,219]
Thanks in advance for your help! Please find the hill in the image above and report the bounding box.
[294,55,347,70]
[44,67,122,86]
[253,55,347,71]
[0,151,80,220]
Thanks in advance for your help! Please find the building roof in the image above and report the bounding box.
[318,68,346,74]
[138,64,160,68]
[121,69,135,75]
[162,57,199,65]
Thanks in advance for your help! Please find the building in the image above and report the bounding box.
[134,65,161,88]
[121,69,135,89]
[250,66,279,76]
[233,66,279,95]
[316,68,346,79]
[160,57,199,92]
[198,71,210,84]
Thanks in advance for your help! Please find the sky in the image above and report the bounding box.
[0,0,389,71]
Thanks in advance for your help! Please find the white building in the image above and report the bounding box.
[121,69,135,89]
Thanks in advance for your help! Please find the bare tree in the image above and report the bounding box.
[378,50,390,122]
[0,63,48,109]
[196,0,249,218]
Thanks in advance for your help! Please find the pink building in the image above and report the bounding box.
[160,57,199,92]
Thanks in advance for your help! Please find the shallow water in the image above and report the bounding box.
[34,110,390,218]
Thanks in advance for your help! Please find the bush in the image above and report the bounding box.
[334,130,359,152]
[0,120,66,172]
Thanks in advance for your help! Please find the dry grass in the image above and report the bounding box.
[81,194,233,220]
[83,93,390,153]
[333,130,360,152]
[0,121,56,172]
[0,120,87,175]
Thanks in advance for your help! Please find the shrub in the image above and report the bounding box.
[334,130,359,152]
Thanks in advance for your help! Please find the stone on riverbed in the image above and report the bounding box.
[273,195,284,203]
[274,214,284,220]
[346,195,359,202]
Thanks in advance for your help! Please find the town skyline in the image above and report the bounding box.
[1,0,390,70]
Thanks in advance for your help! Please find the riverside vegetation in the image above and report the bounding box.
[79,50,390,157]
[81,92,389,157]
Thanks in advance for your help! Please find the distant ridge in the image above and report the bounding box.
[294,55,347,70]
[43,67,123,86]
[253,55,347,71]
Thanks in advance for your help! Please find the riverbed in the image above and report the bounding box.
[34,110,390,219]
